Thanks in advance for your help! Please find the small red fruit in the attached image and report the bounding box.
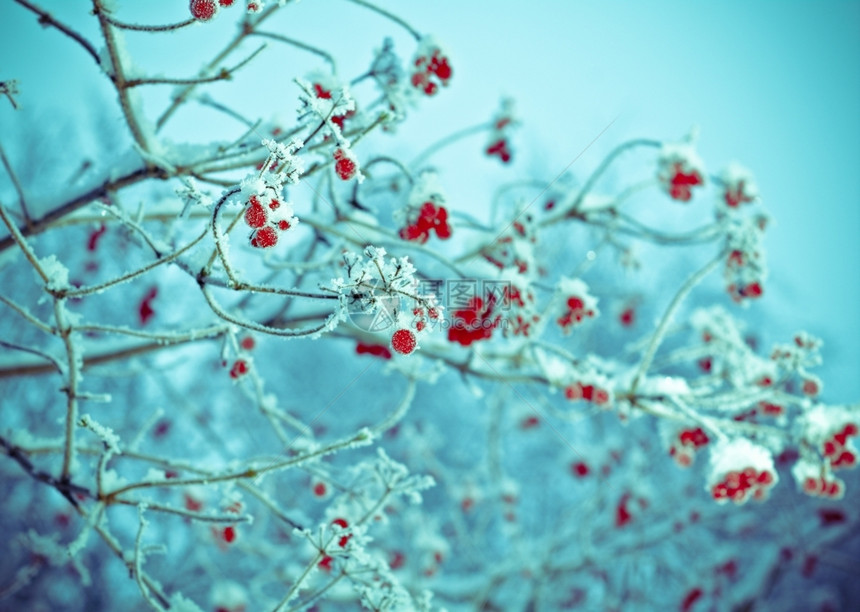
[333,148,357,180]
[190,0,217,20]
[391,329,417,355]
[250,226,278,248]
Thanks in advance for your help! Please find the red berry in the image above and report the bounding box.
[744,281,763,298]
[277,220,291,231]
[240,336,255,351]
[519,416,540,429]
[844,423,859,437]
[389,551,406,569]
[356,342,393,360]
[219,0,235,5]
[87,224,107,251]
[681,587,703,612]
[229,359,248,379]
[244,200,268,228]
[138,287,158,325]
[222,526,236,543]
[313,83,332,99]
[391,329,417,355]
[619,307,634,327]
[312,482,327,497]
[250,226,278,248]
[571,461,590,477]
[190,0,217,20]
[333,148,357,180]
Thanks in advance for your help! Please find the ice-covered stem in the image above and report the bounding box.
[156,3,283,131]
[410,122,493,168]
[100,14,195,33]
[103,427,373,498]
[0,435,90,506]
[125,44,266,88]
[210,187,243,281]
[91,0,153,153]
[0,200,49,283]
[133,507,167,611]
[272,551,325,612]
[629,250,725,395]
[0,141,31,224]
[0,328,228,379]
[0,165,168,254]
[0,79,20,109]
[564,138,661,217]
[346,0,422,41]
[606,211,721,245]
[12,0,101,66]
[370,379,417,437]
[286,574,347,612]
[199,284,340,338]
[0,341,63,374]
[116,499,253,525]
[54,300,80,482]
[65,227,209,299]
[252,30,337,72]
[0,294,54,333]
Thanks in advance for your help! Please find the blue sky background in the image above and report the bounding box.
[1,0,858,402]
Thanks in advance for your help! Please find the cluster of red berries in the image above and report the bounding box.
[563,381,611,406]
[661,161,705,201]
[229,359,248,379]
[482,216,535,273]
[726,279,763,302]
[557,295,595,332]
[312,82,355,133]
[802,474,845,499]
[486,138,512,163]
[333,148,357,180]
[724,178,755,208]
[720,164,757,209]
[411,305,440,333]
[822,422,858,469]
[243,194,293,248]
[410,44,452,96]
[448,295,500,346]
[501,284,539,338]
[189,0,235,21]
[484,99,515,163]
[227,336,254,379]
[724,248,764,303]
[669,427,710,467]
[318,518,352,571]
[711,466,776,503]
[399,202,452,243]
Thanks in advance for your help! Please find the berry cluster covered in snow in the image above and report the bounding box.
[657,141,706,202]
[485,98,517,164]
[708,439,778,504]
[398,172,452,242]
[410,36,452,96]
[556,277,598,333]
